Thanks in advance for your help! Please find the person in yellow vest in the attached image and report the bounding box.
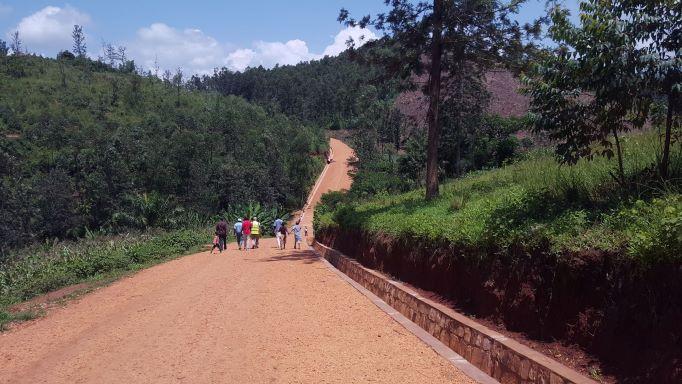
[251,216,261,249]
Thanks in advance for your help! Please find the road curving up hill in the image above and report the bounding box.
[0,138,477,384]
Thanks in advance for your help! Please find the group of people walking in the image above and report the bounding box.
[211,217,304,253]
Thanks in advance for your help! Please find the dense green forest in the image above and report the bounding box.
[0,54,326,254]
[197,52,391,130]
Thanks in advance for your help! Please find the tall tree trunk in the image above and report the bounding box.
[455,70,464,176]
[425,0,444,200]
[454,117,462,176]
[660,91,675,179]
[612,127,625,186]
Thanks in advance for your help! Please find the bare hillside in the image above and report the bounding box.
[395,69,529,127]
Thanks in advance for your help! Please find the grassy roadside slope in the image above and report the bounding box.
[316,132,681,264]
[0,228,209,329]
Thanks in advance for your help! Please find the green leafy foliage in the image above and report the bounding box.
[522,0,680,180]
[348,115,530,199]
[606,197,682,264]
[220,201,291,234]
[0,309,38,331]
[0,228,208,309]
[316,132,682,264]
[0,55,326,253]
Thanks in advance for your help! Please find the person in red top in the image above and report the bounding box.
[241,216,252,250]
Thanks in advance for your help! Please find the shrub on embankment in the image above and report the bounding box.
[314,132,681,382]
[0,228,208,327]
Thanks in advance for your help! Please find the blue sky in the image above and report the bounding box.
[0,1,579,75]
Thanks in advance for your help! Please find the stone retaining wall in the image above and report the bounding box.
[313,241,597,384]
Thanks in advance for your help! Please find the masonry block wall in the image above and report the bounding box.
[314,242,597,384]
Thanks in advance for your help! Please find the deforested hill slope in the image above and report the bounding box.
[0,55,326,252]
[394,69,529,129]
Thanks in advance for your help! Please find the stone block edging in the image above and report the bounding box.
[313,241,598,384]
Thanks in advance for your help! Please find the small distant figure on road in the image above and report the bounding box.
[210,235,221,254]
[242,216,252,250]
[234,218,244,251]
[279,223,289,250]
[251,216,261,249]
[292,220,303,249]
[273,217,284,249]
[215,217,228,253]
[304,226,308,237]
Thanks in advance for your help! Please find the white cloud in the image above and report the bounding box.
[224,39,318,72]
[249,39,319,68]
[129,24,376,75]
[225,48,255,72]
[8,6,375,75]
[224,26,375,72]
[128,22,233,76]
[10,5,90,55]
[323,26,377,57]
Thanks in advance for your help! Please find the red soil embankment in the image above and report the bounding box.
[317,228,682,383]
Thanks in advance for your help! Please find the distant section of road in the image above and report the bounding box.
[0,138,475,384]
[299,138,354,234]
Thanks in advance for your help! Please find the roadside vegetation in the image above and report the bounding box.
[316,132,681,264]
[0,227,208,329]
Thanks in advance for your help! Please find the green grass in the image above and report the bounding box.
[316,132,682,265]
[0,309,41,331]
[0,227,209,328]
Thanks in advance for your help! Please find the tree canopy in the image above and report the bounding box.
[0,54,326,253]
[523,0,680,182]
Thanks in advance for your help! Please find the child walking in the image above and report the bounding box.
[278,223,289,249]
[210,235,221,254]
[292,220,303,249]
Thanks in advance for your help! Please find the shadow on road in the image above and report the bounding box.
[258,250,320,264]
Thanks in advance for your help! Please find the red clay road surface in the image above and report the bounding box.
[0,139,475,384]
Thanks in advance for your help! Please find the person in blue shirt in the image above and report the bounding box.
[233,218,244,251]
[273,218,283,249]
[292,220,303,249]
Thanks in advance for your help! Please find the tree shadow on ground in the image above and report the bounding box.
[258,249,319,264]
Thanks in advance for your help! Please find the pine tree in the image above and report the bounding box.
[340,0,540,199]
[72,25,87,58]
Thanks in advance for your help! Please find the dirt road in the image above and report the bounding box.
[298,138,354,233]
[0,139,475,384]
